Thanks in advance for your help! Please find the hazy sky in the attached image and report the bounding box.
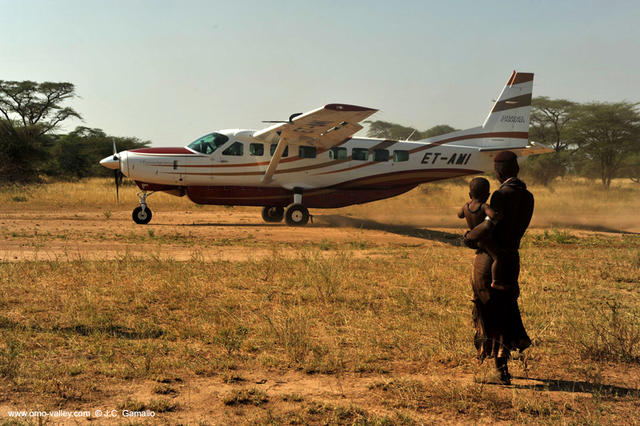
[2,0,639,146]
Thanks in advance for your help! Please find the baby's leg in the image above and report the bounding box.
[481,241,509,291]
[490,256,509,290]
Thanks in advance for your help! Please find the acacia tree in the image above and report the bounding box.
[0,80,81,135]
[523,97,577,185]
[0,80,81,182]
[569,102,640,189]
[530,97,576,151]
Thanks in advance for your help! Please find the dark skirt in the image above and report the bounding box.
[471,252,531,360]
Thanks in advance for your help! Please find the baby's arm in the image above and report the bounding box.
[457,204,465,219]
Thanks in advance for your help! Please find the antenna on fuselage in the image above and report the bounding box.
[404,129,416,141]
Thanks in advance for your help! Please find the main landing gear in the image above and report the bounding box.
[132,191,154,224]
[285,204,309,226]
[261,188,310,226]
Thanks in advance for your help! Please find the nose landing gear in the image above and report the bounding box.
[132,191,154,224]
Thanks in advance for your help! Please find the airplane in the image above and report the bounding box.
[100,71,551,226]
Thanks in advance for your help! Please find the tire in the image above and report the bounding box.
[261,206,284,223]
[132,206,152,224]
[285,204,309,226]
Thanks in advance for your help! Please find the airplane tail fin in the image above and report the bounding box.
[482,71,533,133]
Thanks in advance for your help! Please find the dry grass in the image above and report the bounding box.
[2,176,640,232]
[0,178,639,423]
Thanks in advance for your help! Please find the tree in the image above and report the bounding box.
[366,120,457,140]
[0,120,49,183]
[0,81,81,136]
[420,124,457,139]
[620,152,640,184]
[49,127,150,179]
[568,102,640,189]
[530,97,576,151]
[522,97,577,185]
[0,80,81,183]
[366,120,419,140]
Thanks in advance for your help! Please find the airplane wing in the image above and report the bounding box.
[254,103,378,183]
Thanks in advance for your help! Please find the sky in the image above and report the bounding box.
[1,0,639,146]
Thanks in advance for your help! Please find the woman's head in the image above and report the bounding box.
[494,150,519,183]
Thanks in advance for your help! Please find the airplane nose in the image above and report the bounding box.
[100,155,120,170]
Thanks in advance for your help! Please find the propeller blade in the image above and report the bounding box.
[111,140,122,203]
[114,169,120,204]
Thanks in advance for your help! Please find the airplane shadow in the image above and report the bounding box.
[167,214,464,246]
[560,224,639,235]
[180,223,282,228]
[317,214,464,247]
[512,376,640,396]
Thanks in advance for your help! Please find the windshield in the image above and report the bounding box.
[187,133,229,154]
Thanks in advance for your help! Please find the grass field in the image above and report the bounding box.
[0,177,639,424]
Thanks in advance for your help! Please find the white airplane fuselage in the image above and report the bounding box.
[115,128,526,208]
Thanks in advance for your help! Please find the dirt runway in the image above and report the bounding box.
[0,208,468,262]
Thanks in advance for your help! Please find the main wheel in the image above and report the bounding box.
[285,204,309,226]
[132,206,152,224]
[261,206,284,223]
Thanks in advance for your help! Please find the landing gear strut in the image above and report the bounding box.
[132,191,154,224]
[262,206,285,223]
[284,188,310,226]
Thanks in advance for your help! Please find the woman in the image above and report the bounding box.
[464,150,533,385]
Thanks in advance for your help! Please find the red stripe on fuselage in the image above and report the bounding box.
[130,147,195,154]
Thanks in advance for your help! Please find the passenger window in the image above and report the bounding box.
[329,147,347,160]
[299,146,317,159]
[393,150,409,162]
[352,148,369,161]
[249,143,264,156]
[373,149,390,162]
[222,142,244,156]
[270,144,289,157]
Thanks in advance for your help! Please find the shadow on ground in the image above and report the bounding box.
[179,223,280,228]
[514,377,640,397]
[318,214,463,246]
[559,224,639,235]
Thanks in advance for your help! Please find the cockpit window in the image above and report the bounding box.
[187,133,229,154]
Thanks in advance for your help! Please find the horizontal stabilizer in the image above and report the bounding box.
[477,141,553,157]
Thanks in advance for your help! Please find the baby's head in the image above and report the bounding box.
[469,177,490,202]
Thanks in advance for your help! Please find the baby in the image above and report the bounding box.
[458,177,505,290]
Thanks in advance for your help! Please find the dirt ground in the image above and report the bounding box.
[1,206,639,424]
[0,208,463,263]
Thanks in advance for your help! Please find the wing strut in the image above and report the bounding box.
[262,136,288,184]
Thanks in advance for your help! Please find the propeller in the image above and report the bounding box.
[112,141,123,203]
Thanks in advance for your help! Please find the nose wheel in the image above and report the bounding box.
[132,191,154,224]
[132,206,152,224]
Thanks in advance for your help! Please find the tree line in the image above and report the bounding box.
[0,80,148,183]
[1,79,639,188]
